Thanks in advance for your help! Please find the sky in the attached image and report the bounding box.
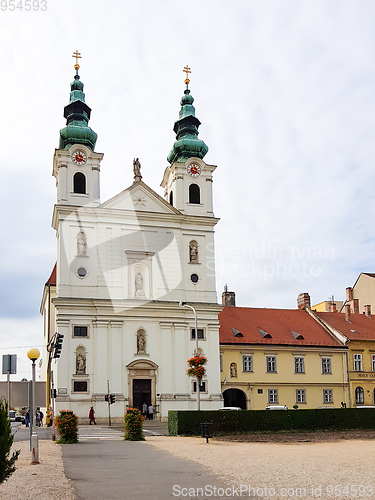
[1,0,375,380]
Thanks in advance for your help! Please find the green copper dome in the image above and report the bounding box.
[167,88,208,164]
[59,74,97,151]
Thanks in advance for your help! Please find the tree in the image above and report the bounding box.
[0,397,19,483]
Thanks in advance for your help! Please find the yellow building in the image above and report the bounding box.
[315,307,375,407]
[219,300,349,410]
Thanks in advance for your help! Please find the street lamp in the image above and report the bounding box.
[27,348,40,464]
[179,302,200,410]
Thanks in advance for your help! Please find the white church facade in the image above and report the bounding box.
[41,60,223,422]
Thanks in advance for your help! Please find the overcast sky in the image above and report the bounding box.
[1,0,375,380]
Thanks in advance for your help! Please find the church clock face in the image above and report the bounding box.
[71,150,87,165]
[187,163,201,177]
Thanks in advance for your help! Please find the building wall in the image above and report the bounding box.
[352,274,375,314]
[220,345,349,409]
[348,340,375,406]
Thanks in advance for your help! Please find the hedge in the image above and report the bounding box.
[168,409,375,436]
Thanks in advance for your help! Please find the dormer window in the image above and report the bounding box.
[73,172,86,194]
[189,183,200,204]
[292,331,304,340]
[259,328,272,338]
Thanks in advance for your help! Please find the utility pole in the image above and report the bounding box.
[107,380,111,426]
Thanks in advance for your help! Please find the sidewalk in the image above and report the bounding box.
[62,435,230,500]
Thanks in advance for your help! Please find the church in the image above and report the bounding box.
[40,56,223,422]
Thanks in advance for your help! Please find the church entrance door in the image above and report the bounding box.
[133,379,151,411]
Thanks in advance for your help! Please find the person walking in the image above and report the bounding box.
[25,410,30,427]
[147,404,154,420]
[142,402,147,419]
[89,406,96,425]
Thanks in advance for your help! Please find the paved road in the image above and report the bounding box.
[12,423,53,442]
[63,426,237,500]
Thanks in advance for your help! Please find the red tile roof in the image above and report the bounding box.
[316,312,375,341]
[46,263,56,286]
[219,307,343,347]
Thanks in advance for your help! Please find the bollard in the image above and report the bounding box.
[31,432,39,464]
[200,421,213,443]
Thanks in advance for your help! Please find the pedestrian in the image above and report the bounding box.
[89,406,96,425]
[142,402,147,419]
[147,404,154,420]
[39,409,44,426]
[25,410,30,427]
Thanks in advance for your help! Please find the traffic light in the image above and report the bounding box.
[53,333,64,359]
[110,394,115,404]
[105,394,109,402]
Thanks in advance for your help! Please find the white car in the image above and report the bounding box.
[265,405,288,410]
[218,407,242,410]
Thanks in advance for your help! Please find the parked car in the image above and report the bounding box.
[265,405,288,410]
[218,407,242,410]
[9,410,16,421]
[15,414,26,424]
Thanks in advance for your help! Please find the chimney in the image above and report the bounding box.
[353,299,359,314]
[346,287,353,301]
[297,293,311,310]
[330,303,337,313]
[364,305,371,318]
[345,304,352,323]
[222,285,236,307]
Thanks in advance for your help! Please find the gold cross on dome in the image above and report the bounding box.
[183,65,191,85]
[72,50,82,71]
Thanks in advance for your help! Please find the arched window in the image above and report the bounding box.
[73,172,86,194]
[189,183,200,204]
[355,386,364,405]
[169,191,173,206]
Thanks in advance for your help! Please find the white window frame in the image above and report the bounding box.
[353,353,363,372]
[296,389,306,404]
[268,389,278,403]
[322,357,332,374]
[243,355,253,372]
[266,356,277,373]
[323,389,333,404]
[73,325,89,338]
[355,386,364,405]
[191,328,205,341]
[294,357,305,374]
[192,380,207,393]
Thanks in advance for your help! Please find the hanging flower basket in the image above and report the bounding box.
[187,355,207,378]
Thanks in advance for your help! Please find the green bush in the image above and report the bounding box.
[0,397,20,483]
[124,408,145,441]
[168,408,375,436]
[55,410,78,444]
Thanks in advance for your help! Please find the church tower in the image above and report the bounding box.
[52,51,103,208]
[161,66,216,217]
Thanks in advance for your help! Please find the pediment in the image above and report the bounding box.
[101,181,180,215]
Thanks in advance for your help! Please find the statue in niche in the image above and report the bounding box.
[230,363,237,378]
[76,353,86,374]
[77,231,87,257]
[133,158,142,182]
[135,271,145,297]
[137,331,146,354]
[189,241,198,263]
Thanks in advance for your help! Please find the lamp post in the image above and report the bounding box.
[179,302,200,411]
[27,348,40,464]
